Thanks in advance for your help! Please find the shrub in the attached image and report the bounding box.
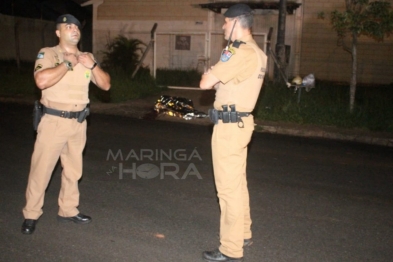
[101,35,146,73]
[255,80,393,132]
[90,68,161,103]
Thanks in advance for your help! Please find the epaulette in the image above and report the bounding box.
[232,41,246,48]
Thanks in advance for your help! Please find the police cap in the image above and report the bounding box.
[56,14,81,28]
[223,4,253,18]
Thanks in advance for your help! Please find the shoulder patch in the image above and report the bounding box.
[232,41,246,48]
[220,48,235,62]
[36,52,45,59]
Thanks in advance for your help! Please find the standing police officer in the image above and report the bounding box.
[21,14,111,234]
[200,4,267,262]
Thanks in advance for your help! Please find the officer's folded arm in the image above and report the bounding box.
[34,64,69,90]
[200,70,220,89]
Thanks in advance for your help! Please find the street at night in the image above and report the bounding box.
[1,102,393,262]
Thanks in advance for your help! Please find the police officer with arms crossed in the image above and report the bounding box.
[21,14,111,234]
[200,4,267,262]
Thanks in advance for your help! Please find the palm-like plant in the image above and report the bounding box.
[101,35,146,73]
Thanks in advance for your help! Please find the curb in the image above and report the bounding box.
[256,123,393,147]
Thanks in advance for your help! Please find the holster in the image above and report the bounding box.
[33,100,43,131]
[77,106,90,123]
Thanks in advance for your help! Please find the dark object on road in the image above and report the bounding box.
[154,95,207,120]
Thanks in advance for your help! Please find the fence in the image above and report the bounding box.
[0,14,57,62]
[152,31,267,77]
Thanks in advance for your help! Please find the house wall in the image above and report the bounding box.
[300,0,393,84]
[1,0,392,84]
[97,0,207,21]
[0,14,57,61]
[92,0,299,79]
[94,0,208,69]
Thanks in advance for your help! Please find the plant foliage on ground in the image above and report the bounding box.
[255,80,393,132]
[101,35,146,73]
[93,34,161,102]
[90,68,161,103]
[1,61,392,133]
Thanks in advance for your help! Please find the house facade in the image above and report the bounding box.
[87,0,303,80]
[86,0,392,84]
[3,0,391,84]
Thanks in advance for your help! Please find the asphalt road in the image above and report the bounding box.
[1,102,393,262]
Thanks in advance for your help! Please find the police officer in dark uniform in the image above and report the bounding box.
[200,4,267,261]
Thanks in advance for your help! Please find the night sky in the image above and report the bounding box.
[0,0,91,23]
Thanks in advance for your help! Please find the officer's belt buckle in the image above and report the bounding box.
[60,111,68,118]
[61,111,79,118]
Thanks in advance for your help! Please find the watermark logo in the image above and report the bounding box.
[106,148,203,180]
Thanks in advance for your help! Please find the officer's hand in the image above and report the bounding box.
[64,52,78,67]
[77,53,95,69]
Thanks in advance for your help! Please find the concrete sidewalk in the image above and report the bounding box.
[1,87,393,147]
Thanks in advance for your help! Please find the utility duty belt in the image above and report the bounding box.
[208,104,251,128]
[33,100,90,131]
[43,106,89,122]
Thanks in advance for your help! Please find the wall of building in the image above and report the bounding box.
[97,0,207,21]
[300,0,393,84]
[2,0,392,84]
[0,13,92,62]
[0,14,57,61]
[93,0,393,84]
[92,0,299,80]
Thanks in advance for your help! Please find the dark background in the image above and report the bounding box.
[1,0,93,52]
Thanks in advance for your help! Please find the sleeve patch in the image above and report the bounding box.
[36,52,45,59]
[220,48,235,62]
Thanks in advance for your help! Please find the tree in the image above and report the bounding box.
[275,0,288,83]
[328,0,393,112]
